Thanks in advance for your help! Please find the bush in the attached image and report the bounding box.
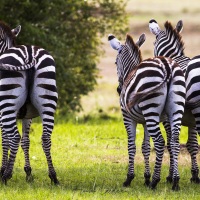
[0,0,128,115]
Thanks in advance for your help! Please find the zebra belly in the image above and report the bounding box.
[181,108,196,127]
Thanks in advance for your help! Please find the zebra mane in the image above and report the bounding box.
[126,34,143,63]
[164,21,185,55]
[0,21,16,45]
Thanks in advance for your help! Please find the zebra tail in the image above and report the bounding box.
[0,58,36,71]
[127,64,170,109]
[127,82,167,109]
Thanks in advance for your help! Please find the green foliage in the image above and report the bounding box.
[0,0,128,114]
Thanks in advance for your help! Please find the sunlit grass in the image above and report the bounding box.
[0,117,197,199]
[1,0,200,199]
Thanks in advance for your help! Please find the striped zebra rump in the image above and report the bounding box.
[121,56,177,119]
[0,45,57,119]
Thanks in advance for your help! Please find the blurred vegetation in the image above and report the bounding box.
[0,0,128,115]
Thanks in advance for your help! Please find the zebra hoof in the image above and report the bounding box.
[1,173,12,185]
[149,178,160,190]
[144,179,150,186]
[172,184,180,191]
[190,177,200,184]
[49,173,59,185]
[24,167,33,182]
[144,173,151,186]
[166,176,173,183]
[0,167,6,178]
[149,182,157,190]
[1,177,7,185]
[123,174,134,187]
[26,174,34,183]
[172,177,180,191]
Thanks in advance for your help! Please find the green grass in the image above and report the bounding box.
[1,0,200,198]
[0,117,199,199]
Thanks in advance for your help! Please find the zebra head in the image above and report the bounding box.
[149,19,184,58]
[108,33,145,93]
[0,21,21,54]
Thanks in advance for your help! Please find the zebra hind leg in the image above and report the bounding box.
[163,120,173,183]
[21,119,34,182]
[41,115,59,185]
[187,127,200,184]
[0,115,9,179]
[0,131,9,179]
[122,119,136,187]
[148,122,165,190]
[142,125,151,186]
[1,127,21,184]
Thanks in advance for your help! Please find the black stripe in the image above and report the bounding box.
[37,57,55,70]
[42,103,56,110]
[174,91,185,98]
[37,84,57,92]
[187,91,200,101]
[187,75,200,91]
[0,95,18,101]
[173,80,185,87]
[37,71,56,79]
[143,112,159,117]
[140,103,160,110]
[39,95,57,103]
[1,116,16,123]
[43,118,54,123]
[0,84,21,91]
[137,82,161,93]
[3,110,15,116]
[42,111,54,116]
[0,71,23,79]
[0,103,15,110]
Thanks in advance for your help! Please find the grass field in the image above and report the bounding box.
[0,118,199,199]
[1,0,200,199]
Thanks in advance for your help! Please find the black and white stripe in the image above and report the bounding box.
[0,21,59,184]
[149,19,200,184]
[108,33,185,190]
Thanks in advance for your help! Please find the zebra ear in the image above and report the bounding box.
[108,34,121,51]
[136,33,146,47]
[175,20,183,33]
[11,25,21,37]
[125,34,135,49]
[149,19,161,35]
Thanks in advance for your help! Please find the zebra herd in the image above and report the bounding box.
[0,18,199,191]
[109,19,200,190]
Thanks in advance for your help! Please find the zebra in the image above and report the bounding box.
[108,33,186,190]
[0,21,59,185]
[0,22,35,183]
[149,19,200,184]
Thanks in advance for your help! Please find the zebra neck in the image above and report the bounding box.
[123,61,140,82]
